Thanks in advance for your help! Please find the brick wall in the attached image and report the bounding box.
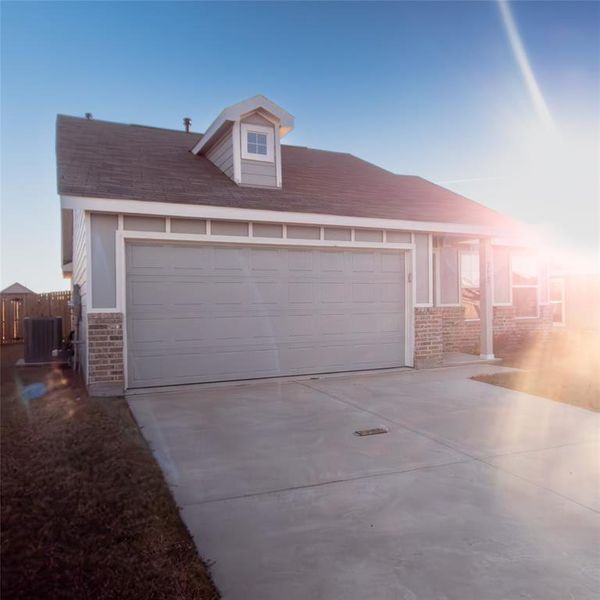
[413,304,554,365]
[414,308,443,368]
[441,307,480,354]
[493,305,553,352]
[87,313,124,389]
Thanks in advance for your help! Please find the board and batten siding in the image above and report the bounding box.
[72,209,89,378]
[206,131,234,179]
[86,213,417,315]
[414,233,431,305]
[91,214,119,308]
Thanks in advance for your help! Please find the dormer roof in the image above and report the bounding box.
[191,95,295,155]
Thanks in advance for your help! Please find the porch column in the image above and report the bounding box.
[479,237,494,359]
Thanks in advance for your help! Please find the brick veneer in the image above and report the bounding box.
[441,307,480,355]
[493,304,553,352]
[84,306,554,389]
[414,308,444,368]
[87,313,124,393]
[414,304,553,367]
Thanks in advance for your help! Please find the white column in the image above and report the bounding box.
[479,237,494,359]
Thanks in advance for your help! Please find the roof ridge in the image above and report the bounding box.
[416,176,511,218]
[57,114,200,136]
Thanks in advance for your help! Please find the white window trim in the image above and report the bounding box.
[549,277,566,327]
[511,252,540,319]
[240,123,274,163]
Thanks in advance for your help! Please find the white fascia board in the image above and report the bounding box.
[191,112,232,154]
[191,94,295,155]
[61,195,511,237]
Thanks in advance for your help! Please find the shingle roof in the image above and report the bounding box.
[56,115,518,231]
[1,282,35,295]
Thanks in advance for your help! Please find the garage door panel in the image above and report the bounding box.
[126,243,406,388]
[128,244,171,271]
[287,282,315,304]
[212,247,248,271]
[351,252,377,272]
[352,283,377,303]
[320,282,347,303]
[171,282,211,306]
[249,281,283,305]
[382,253,404,272]
[130,318,172,344]
[249,248,284,272]
[128,279,171,306]
[210,281,248,305]
[381,282,404,302]
[287,250,314,271]
[320,252,345,272]
[379,313,404,333]
[170,245,209,271]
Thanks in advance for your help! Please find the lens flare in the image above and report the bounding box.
[497,0,555,132]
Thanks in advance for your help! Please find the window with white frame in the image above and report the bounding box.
[549,277,566,326]
[460,251,480,320]
[241,123,274,162]
[512,253,539,318]
[247,131,267,155]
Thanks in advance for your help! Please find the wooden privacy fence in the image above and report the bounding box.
[1,291,71,344]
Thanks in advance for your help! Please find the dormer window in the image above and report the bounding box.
[241,123,274,162]
[248,131,267,155]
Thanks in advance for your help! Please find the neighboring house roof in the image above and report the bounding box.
[56,115,518,231]
[1,282,35,295]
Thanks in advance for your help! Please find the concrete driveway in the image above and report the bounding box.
[128,365,600,600]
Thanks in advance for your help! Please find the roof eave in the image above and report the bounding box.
[60,194,519,239]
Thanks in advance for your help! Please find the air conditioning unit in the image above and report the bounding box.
[23,317,63,364]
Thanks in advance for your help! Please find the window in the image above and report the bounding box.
[549,277,565,326]
[240,123,274,162]
[512,254,539,318]
[460,252,480,320]
[247,131,267,156]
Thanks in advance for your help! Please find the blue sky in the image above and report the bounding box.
[1,1,598,291]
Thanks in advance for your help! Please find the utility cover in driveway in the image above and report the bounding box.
[126,243,406,388]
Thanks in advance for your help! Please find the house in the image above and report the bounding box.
[549,271,600,332]
[56,95,552,395]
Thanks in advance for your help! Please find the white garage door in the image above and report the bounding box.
[126,243,407,388]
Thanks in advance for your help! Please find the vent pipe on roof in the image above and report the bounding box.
[85,112,93,120]
[183,117,192,133]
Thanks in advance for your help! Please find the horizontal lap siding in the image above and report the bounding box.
[73,209,88,378]
[240,159,277,188]
[206,132,234,179]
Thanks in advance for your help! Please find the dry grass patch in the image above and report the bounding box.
[1,346,219,599]
[474,330,600,412]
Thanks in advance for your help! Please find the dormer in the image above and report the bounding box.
[191,95,294,189]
